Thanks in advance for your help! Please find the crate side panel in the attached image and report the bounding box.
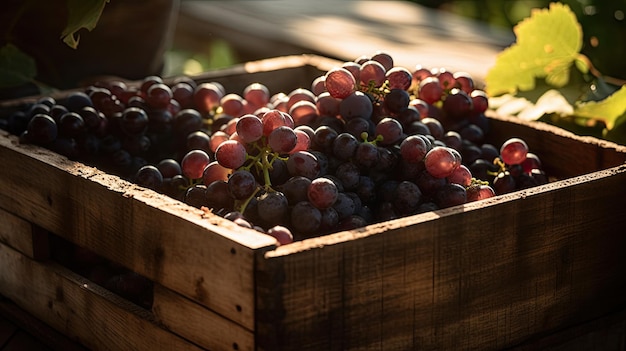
[0,132,276,330]
[152,284,255,351]
[486,114,626,178]
[257,167,626,350]
[0,242,206,351]
[0,208,36,258]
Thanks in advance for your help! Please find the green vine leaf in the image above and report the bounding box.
[574,85,626,130]
[61,0,110,49]
[0,44,37,88]
[485,2,582,97]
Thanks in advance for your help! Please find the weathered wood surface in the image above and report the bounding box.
[0,130,277,331]
[152,283,255,351]
[0,243,205,351]
[175,1,515,82]
[256,163,626,350]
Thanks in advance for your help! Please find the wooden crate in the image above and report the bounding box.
[1,55,626,351]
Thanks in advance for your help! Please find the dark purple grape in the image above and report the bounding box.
[120,107,149,136]
[228,170,258,200]
[26,114,57,145]
[279,176,312,205]
[257,191,289,226]
[286,151,321,179]
[332,132,359,160]
[383,89,410,115]
[375,117,403,146]
[434,183,467,208]
[290,201,322,237]
[392,181,422,215]
[340,91,373,121]
[134,165,164,191]
[307,177,339,209]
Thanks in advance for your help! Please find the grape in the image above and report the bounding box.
[359,60,386,87]
[375,117,403,146]
[311,125,338,153]
[194,82,224,114]
[268,126,298,154]
[181,149,212,179]
[65,91,93,113]
[236,114,264,143]
[290,129,311,154]
[243,82,270,108]
[424,146,459,178]
[385,66,412,90]
[466,184,496,202]
[493,171,516,194]
[345,117,374,139]
[521,152,542,173]
[173,109,203,139]
[442,88,473,120]
[383,89,410,115]
[392,181,422,215]
[340,91,373,121]
[341,61,361,82]
[307,177,339,209]
[434,183,467,208]
[134,165,163,191]
[146,83,173,110]
[202,161,231,185]
[446,164,472,187]
[500,137,529,165]
[186,130,212,153]
[279,176,312,205]
[204,180,235,212]
[171,82,195,109]
[290,201,322,236]
[355,142,380,169]
[315,91,341,117]
[286,151,320,179]
[79,106,104,131]
[120,107,149,136]
[332,192,356,220]
[26,114,57,145]
[399,135,430,163]
[325,67,357,99]
[286,88,316,111]
[355,175,377,205]
[261,109,293,136]
[459,123,485,144]
[267,225,293,245]
[332,132,359,160]
[58,112,85,138]
[371,51,394,71]
[213,139,246,172]
[335,162,361,190]
[311,76,327,96]
[228,170,258,200]
[421,117,444,140]
[49,104,68,122]
[257,191,289,226]
[432,68,457,91]
[122,134,150,156]
[289,100,318,126]
[319,207,340,233]
[220,93,245,117]
[453,71,474,94]
[209,131,229,153]
[418,77,444,104]
[396,106,421,129]
[470,90,489,114]
[442,130,462,151]
[157,158,182,178]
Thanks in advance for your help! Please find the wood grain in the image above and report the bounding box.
[0,242,205,351]
[0,131,277,331]
[0,209,48,260]
[152,284,255,351]
[257,165,626,350]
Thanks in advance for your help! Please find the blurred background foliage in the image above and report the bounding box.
[407,0,626,81]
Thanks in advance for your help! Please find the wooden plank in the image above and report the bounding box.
[0,209,48,260]
[257,165,626,350]
[0,296,88,351]
[486,112,626,178]
[152,284,255,351]
[0,130,277,331]
[0,209,34,258]
[0,242,206,351]
[2,331,51,351]
[510,308,626,350]
[176,1,514,82]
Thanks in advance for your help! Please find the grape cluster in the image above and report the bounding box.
[2,51,549,245]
